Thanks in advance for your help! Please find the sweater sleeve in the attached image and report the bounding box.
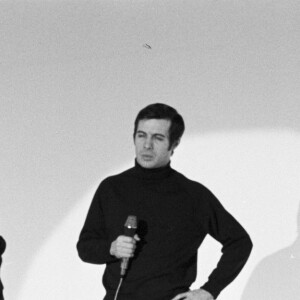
[198,189,253,299]
[76,180,117,265]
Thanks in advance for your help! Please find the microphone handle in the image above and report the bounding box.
[121,232,135,276]
[121,215,137,277]
[120,258,129,276]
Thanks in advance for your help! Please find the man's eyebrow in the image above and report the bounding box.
[136,130,146,134]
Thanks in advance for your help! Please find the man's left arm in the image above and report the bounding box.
[197,189,253,299]
[172,184,252,300]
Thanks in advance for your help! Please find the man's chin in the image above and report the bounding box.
[137,158,156,169]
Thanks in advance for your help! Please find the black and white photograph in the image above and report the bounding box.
[1,1,299,299]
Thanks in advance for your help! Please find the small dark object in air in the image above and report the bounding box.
[143,44,152,49]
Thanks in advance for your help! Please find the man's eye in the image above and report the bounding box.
[155,137,164,141]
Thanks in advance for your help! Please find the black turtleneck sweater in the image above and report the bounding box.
[77,162,252,300]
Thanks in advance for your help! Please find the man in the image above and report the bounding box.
[0,236,6,300]
[77,103,252,300]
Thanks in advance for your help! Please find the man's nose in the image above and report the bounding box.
[144,138,153,149]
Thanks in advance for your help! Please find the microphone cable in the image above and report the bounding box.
[113,277,124,300]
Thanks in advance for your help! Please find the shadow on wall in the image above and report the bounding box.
[241,202,300,300]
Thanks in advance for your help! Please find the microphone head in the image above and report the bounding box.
[124,215,137,237]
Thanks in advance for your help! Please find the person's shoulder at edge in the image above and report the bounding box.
[0,236,5,255]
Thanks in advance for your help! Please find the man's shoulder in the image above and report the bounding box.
[172,169,209,192]
[99,166,135,186]
[173,170,220,209]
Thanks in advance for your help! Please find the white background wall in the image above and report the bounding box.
[1,1,299,299]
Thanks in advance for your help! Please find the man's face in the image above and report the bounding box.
[134,118,177,169]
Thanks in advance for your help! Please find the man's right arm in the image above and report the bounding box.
[76,183,117,264]
[76,182,139,264]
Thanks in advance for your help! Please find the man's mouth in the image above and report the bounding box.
[141,154,154,160]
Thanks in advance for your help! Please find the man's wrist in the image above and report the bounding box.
[200,284,218,299]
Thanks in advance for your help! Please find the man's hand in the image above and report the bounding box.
[171,288,214,300]
[110,234,140,259]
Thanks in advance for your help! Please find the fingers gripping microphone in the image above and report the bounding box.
[120,215,137,277]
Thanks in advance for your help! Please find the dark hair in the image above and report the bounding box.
[133,103,185,149]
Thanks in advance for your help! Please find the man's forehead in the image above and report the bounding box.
[137,119,171,135]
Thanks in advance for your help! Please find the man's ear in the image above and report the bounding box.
[133,133,137,144]
[170,139,181,156]
[173,138,181,149]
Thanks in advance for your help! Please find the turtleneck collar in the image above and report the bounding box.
[133,159,173,180]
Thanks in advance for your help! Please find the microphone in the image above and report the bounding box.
[120,215,137,277]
